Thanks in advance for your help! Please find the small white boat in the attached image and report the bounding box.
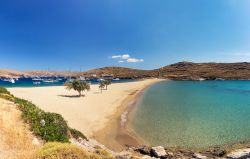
[10,78,15,83]
[113,78,120,81]
[67,78,74,82]
[32,77,43,81]
[215,78,225,81]
[79,76,85,81]
[98,78,104,81]
[33,81,41,85]
[2,78,8,81]
[43,79,58,83]
[2,78,15,83]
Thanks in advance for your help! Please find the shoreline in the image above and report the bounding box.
[94,79,250,154]
[6,79,250,158]
[94,79,164,151]
[8,78,162,141]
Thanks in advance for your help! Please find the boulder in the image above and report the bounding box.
[203,147,226,157]
[134,146,151,156]
[193,153,207,159]
[178,149,195,157]
[141,155,157,159]
[226,148,250,159]
[151,146,167,158]
[166,151,174,157]
[212,148,226,157]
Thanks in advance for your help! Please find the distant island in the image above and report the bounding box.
[1,61,250,80]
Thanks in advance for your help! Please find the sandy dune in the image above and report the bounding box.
[8,79,161,137]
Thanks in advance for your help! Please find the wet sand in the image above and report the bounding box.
[94,80,163,151]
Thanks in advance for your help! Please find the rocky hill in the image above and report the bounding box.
[79,67,156,79]
[0,69,78,78]
[74,62,250,80]
[24,70,78,77]
[158,62,250,80]
[0,69,28,78]
[1,62,250,80]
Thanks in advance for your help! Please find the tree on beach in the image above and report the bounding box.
[99,81,105,93]
[64,80,90,97]
[103,80,111,90]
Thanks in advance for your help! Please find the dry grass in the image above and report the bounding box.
[35,142,114,159]
[0,98,40,159]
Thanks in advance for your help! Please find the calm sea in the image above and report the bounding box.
[130,80,250,149]
[0,78,66,88]
[0,78,135,88]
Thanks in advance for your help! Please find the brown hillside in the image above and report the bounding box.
[158,62,250,80]
[1,62,250,80]
[79,67,156,79]
[0,69,28,78]
[24,70,78,77]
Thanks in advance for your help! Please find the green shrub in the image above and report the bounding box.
[38,112,69,142]
[0,87,87,143]
[69,128,87,140]
[14,97,69,142]
[0,87,10,94]
[14,97,43,122]
[0,93,14,101]
[0,87,14,101]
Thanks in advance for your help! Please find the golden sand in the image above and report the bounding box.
[9,79,161,139]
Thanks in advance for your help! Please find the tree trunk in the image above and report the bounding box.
[78,91,81,97]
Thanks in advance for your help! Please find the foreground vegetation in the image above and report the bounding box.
[0,96,39,159]
[0,87,86,142]
[0,87,116,159]
[64,80,90,97]
[99,80,112,93]
[36,142,114,159]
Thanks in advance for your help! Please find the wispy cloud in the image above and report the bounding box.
[121,54,130,59]
[111,54,130,59]
[127,58,144,63]
[111,55,122,59]
[110,54,144,63]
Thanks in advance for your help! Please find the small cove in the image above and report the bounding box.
[129,80,250,149]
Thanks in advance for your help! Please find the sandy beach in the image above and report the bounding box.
[8,79,161,141]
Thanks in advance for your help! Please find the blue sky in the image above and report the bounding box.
[0,0,250,71]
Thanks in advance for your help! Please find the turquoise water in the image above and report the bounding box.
[130,80,250,149]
